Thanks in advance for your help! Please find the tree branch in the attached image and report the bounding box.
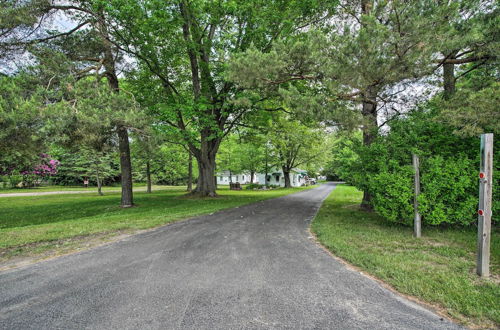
[438,55,493,65]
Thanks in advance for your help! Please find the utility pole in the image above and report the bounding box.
[477,133,493,277]
[412,154,421,238]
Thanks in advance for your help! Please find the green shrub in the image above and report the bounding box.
[7,174,23,188]
[330,105,499,226]
[245,183,264,190]
[369,166,414,225]
[419,156,477,225]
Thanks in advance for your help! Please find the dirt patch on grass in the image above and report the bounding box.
[425,240,448,247]
[342,204,362,210]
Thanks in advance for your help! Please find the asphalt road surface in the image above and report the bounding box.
[0,183,460,329]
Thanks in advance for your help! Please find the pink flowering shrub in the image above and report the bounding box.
[20,153,60,187]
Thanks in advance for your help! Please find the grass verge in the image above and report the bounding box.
[0,184,177,194]
[0,185,312,265]
[311,184,499,328]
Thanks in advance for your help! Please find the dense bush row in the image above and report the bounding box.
[331,105,499,226]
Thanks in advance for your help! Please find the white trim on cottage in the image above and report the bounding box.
[216,171,258,185]
[256,168,307,187]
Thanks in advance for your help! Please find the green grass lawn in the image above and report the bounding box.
[0,183,178,194]
[311,184,499,328]
[0,185,311,260]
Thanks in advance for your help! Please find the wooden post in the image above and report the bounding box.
[477,133,493,277]
[412,154,421,238]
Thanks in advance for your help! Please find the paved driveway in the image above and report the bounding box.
[0,183,460,329]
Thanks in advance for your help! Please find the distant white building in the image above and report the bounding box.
[217,168,309,187]
[216,171,258,185]
[256,168,308,187]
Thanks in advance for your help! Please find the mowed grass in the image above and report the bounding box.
[0,186,311,253]
[0,183,177,194]
[311,185,500,327]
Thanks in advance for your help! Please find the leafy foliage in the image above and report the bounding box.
[0,74,47,175]
[329,105,499,226]
[439,64,500,137]
[51,147,120,186]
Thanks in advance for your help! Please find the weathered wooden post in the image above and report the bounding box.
[412,154,421,238]
[477,133,493,277]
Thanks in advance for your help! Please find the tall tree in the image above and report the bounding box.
[436,0,498,99]
[49,76,141,195]
[102,0,337,196]
[0,74,47,175]
[266,116,327,188]
[4,1,138,207]
[228,0,469,209]
[438,64,500,136]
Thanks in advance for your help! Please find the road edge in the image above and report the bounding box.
[306,188,472,329]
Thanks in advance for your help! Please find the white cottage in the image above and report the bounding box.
[216,171,258,185]
[256,168,307,187]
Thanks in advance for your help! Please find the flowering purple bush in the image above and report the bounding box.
[19,154,60,186]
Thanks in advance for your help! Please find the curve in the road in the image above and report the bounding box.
[0,183,460,329]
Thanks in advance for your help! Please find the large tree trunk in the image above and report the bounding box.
[193,152,217,197]
[146,159,152,193]
[187,152,193,192]
[282,166,291,188]
[192,136,218,196]
[250,170,255,184]
[118,126,134,207]
[360,87,378,211]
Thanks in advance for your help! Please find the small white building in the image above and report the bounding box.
[256,168,308,187]
[216,171,258,185]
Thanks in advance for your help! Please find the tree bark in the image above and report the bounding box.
[118,126,134,207]
[250,170,255,184]
[443,62,456,100]
[146,159,152,193]
[361,0,372,14]
[282,166,291,188]
[360,86,378,211]
[187,152,193,192]
[192,150,217,197]
[96,166,103,196]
